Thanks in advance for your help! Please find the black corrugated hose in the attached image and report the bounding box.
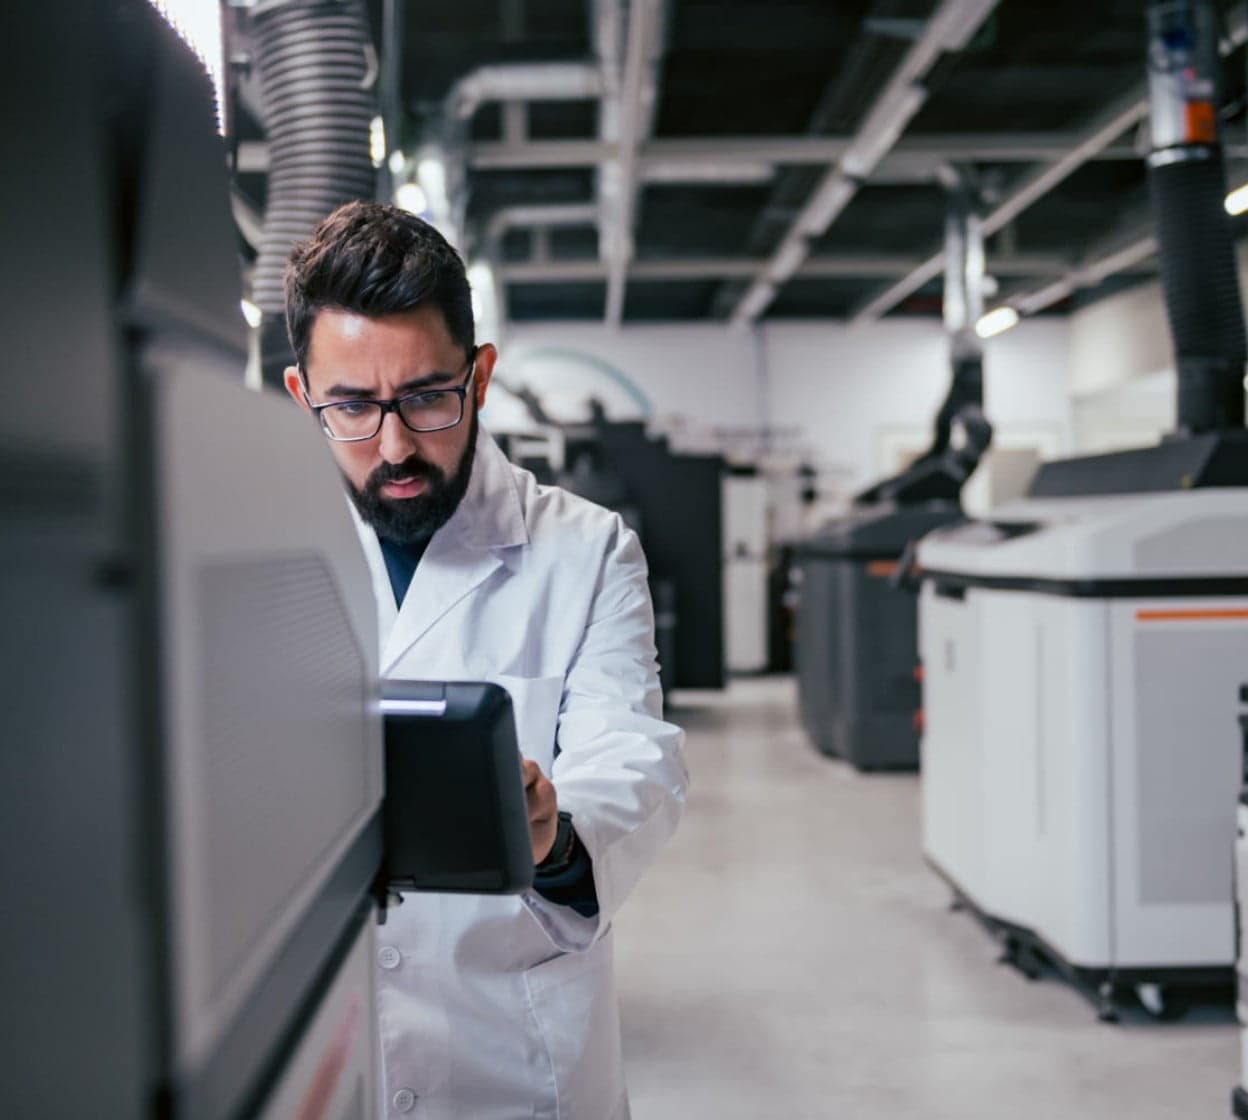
[251,0,376,386]
[1151,152,1248,432]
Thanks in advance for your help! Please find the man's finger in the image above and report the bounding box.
[521,757,541,789]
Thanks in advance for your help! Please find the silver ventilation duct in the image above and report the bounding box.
[249,0,377,387]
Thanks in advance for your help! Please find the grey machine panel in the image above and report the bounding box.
[795,502,961,770]
[148,357,383,1102]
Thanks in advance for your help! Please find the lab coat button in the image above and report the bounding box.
[393,1088,417,1112]
[378,946,402,970]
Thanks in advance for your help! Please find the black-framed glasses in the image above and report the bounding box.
[305,351,477,442]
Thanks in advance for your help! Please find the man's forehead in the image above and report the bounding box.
[305,305,458,372]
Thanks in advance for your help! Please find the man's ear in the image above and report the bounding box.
[283,366,311,413]
[472,344,498,409]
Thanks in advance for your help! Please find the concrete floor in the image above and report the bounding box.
[613,676,1239,1120]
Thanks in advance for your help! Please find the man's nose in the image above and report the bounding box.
[377,408,419,464]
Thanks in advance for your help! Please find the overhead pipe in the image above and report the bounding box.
[484,203,601,255]
[604,0,668,326]
[436,63,606,252]
[855,175,992,505]
[592,0,624,268]
[249,0,377,388]
[446,62,604,122]
[497,251,1082,285]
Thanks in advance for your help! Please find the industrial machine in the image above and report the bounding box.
[919,0,1248,1020]
[2,10,530,1115]
[723,466,770,674]
[794,178,991,770]
[498,392,726,693]
[1232,684,1248,1116]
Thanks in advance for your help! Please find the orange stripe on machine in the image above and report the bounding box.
[1135,608,1248,623]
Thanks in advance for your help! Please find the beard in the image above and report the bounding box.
[347,407,479,545]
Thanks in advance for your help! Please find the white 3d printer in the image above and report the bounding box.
[918,0,1248,1022]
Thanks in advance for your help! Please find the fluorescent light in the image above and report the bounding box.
[468,260,501,342]
[370,117,386,169]
[395,182,429,215]
[732,281,777,325]
[975,306,1020,339]
[1226,183,1248,215]
[799,177,856,236]
[769,237,807,284]
[388,149,407,177]
[418,156,450,218]
[240,299,263,329]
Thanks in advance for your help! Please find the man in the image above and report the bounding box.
[282,200,688,1120]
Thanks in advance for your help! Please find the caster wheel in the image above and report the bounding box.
[1097,982,1120,1023]
[1134,982,1185,1022]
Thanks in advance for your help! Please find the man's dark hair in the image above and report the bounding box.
[284,201,475,370]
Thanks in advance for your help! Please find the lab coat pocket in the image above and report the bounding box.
[494,674,564,774]
[524,932,626,1120]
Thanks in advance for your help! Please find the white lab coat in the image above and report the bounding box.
[355,428,688,1120]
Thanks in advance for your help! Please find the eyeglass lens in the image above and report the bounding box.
[320,391,464,439]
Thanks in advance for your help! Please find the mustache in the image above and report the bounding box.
[364,455,443,497]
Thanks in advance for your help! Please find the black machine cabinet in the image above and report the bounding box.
[579,421,726,691]
[794,502,962,771]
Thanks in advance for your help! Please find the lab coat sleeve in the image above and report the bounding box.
[521,517,688,952]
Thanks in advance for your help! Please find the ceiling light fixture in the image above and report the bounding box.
[1225,183,1248,215]
[975,306,1020,339]
[395,182,429,216]
[370,117,386,169]
[769,237,808,284]
[418,156,450,217]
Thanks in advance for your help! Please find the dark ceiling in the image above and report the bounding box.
[375,1,1248,323]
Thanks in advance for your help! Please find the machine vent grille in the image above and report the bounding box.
[193,552,372,1002]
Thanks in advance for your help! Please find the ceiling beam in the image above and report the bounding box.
[238,132,1240,180]
[728,0,1002,326]
[466,132,1198,175]
[604,0,666,326]
[1008,230,1158,315]
[851,6,1248,324]
[496,252,1096,284]
[850,85,1151,324]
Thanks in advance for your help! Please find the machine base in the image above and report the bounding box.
[808,718,919,773]
[931,862,1234,1023]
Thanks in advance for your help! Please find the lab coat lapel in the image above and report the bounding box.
[378,430,528,675]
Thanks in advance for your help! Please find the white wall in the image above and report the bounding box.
[764,318,1070,495]
[503,317,1072,512]
[1066,244,1248,451]
[501,322,760,433]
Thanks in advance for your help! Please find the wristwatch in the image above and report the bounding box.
[537,810,577,874]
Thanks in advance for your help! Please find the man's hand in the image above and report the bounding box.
[522,758,558,865]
